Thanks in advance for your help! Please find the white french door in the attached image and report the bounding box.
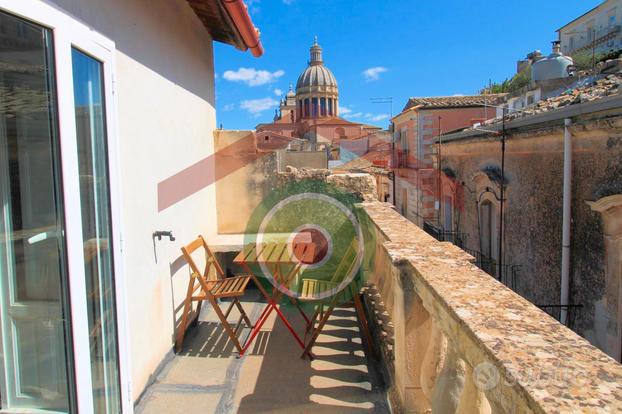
[0,1,130,413]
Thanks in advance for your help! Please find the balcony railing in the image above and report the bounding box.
[360,201,622,412]
[568,24,621,54]
[422,220,467,248]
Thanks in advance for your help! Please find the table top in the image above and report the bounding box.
[233,241,315,265]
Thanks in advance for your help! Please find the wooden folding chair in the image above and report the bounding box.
[299,239,374,359]
[175,235,252,353]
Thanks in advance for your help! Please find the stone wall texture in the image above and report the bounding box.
[440,113,622,360]
[362,201,622,413]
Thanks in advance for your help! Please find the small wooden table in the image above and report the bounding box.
[234,241,315,356]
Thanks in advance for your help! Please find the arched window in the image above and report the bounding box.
[479,199,499,275]
[443,195,453,232]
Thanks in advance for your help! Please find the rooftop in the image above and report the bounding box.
[401,93,508,112]
[441,72,622,141]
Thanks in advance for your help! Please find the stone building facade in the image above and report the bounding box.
[439,77,622,360]
[558,0,622,56]
[390,95,506,227]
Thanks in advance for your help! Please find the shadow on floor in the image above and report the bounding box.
[236,306,388,413]
[136,294,389,414]
[178,321,271,358]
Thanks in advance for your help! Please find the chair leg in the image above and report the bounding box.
[209,296,244,353]
[307,306,321,332]
[191,301,203,327]
[234,298,252,327]
[175,275,196,353]
[352,286,375,358]
[301,302,336,359]
[304,305,321,344]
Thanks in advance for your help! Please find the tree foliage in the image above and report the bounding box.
[480,67,531,94]
[571,51,606,71]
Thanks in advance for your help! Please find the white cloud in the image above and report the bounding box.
[370,114,389,122]
[340,106,352,114]
[223,103,235,111]
[362,66,388,82]
[347,112,363,118]
[240,97,279,114]
[364,113,373,118]
[274,88,283,96]
[223,67,285,87]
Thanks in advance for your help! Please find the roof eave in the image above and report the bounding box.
[439,94,622,143]
[186,0,263,57]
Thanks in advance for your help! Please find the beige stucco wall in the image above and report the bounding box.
[214,130,278,234]
[50,0,218,399]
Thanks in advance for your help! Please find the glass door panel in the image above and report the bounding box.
[0,11,74,412]
[71,48,121,414]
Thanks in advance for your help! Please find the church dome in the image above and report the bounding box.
[294,37,339,119]
[295,38,338,93]
[296,65,338,90]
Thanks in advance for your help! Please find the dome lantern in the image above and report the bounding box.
[310,35,322,65]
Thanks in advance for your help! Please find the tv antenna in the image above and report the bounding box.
[370,97,393,118]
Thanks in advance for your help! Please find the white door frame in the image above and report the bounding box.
[0,1,132,412]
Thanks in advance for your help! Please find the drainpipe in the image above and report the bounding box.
[222,0,264,57]
[560,118,572,325]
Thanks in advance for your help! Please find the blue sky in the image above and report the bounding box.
[214,0,600,130]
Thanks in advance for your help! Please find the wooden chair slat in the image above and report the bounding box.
[245,242,265,263]
[259,242,276,262]
[272,243,288,262]
[234,243,254,264]
[176,235,252,354]
[230,276,245,293]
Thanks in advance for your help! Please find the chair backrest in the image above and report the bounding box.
[181,235,225,281]
[329,238,360,285]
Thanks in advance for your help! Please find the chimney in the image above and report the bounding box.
[552,40,561,55]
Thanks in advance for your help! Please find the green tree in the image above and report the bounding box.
[480,67,531,94]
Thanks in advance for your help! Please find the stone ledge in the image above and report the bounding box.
[361,201,622,412]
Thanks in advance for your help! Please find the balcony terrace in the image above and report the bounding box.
[135,289,389,413]
[137,198,622,413]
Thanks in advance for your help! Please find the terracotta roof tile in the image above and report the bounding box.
[403,94,507,111]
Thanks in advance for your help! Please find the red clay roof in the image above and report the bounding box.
[403,94,507,111]
[311,116,362,126]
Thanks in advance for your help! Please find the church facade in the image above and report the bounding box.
[256,38,380,150]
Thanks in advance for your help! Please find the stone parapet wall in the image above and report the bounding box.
[361,201,622,413]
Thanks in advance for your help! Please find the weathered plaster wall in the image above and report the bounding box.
[214,130,278,234]
[441,114,622,359]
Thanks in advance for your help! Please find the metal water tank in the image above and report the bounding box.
[532,41,574,81]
